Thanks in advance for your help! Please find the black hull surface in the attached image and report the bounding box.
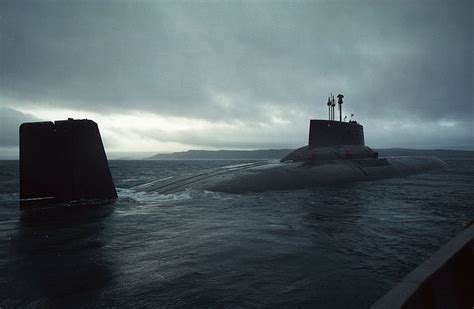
[132,156,447,194]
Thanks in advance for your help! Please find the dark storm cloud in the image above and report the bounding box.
[0,0,472,149]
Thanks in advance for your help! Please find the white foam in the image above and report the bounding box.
[117,187,193,204]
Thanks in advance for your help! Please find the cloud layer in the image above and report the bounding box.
[1,0,472,152]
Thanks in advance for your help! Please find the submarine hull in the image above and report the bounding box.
[133,156,447,194]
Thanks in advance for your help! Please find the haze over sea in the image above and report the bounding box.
[1,159,473,308]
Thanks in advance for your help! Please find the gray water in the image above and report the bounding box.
[1,159,473,308]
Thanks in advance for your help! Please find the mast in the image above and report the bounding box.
[331,94,336,120]
[327,96,331,120]
[337,94,344,122]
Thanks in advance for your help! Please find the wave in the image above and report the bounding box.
[116,187,232,205]
[117,188,194,204]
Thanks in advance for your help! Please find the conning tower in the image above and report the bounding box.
[19,118,117,207]
[308,120,364,147]
[282,93,377,162]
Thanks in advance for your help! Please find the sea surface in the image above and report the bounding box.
[0,159,473,308]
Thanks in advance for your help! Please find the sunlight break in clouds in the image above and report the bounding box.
[5,100,306,153]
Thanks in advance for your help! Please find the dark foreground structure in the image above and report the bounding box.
[372,223,474,309]
[19,119,117,206]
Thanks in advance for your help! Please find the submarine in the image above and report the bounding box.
[132,94,446,194]
[18,93,446,205]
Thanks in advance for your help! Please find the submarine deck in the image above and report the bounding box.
[132,157,446,194]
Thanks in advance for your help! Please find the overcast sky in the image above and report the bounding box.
[1,0,472,156]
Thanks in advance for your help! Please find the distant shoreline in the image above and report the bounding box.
[145,148,474,160]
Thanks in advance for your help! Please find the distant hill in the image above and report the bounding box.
[146,148,474,160]
[108,152,158,160]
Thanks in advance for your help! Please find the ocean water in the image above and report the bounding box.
[0,159,473,308]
